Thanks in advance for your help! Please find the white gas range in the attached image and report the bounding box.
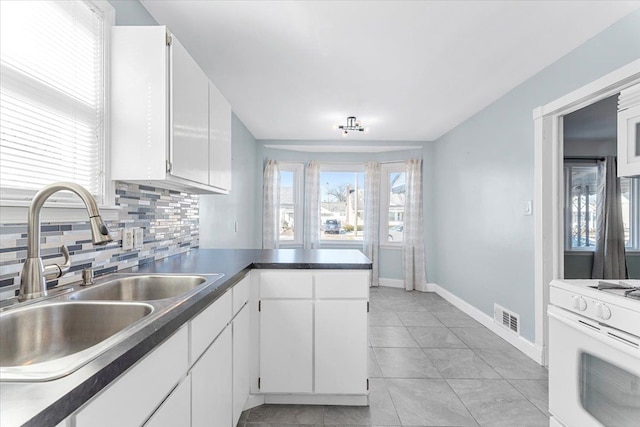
[548,279,640,427]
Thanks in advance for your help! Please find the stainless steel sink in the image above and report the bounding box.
[69,275,209,301]
[0,301,153,381]
[0,273,223,382]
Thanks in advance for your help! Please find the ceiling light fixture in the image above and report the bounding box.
[338,116,365,135]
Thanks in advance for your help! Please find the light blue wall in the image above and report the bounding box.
[433,10,640,342]
[108,0,157,25]
[200,114,260,249]
[565,253,640,279]
[254,140,435,282]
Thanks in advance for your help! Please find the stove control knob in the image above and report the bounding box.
[596,302,612,320]
[572,296,587,311]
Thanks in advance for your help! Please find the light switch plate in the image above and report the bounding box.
[524,200,533,216]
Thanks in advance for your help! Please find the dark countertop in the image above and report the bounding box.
[1,249,371,427]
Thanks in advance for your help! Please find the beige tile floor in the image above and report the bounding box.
[238,286,549,427]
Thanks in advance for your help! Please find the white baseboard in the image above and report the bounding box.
[263,394,369,406]
[378,278,434,293]
[379,278,403,288]
[244,394,265,411]
[425,283,543,365]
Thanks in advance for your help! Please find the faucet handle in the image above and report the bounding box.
[43,245,71,280]
[81,268,94,286]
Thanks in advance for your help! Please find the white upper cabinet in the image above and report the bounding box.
[111,26,231,193]
[618,84,640,177]
[170,36,210,185]
[209,82,232,192]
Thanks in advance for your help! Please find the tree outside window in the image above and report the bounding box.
[320,170,365,241]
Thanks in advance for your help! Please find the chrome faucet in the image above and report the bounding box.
[18,182,113,301]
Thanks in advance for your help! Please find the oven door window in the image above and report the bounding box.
[580,353,640,426]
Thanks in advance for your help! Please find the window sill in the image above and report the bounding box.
[278,242,303,248]
[380,244,403,250]
[319,240,364,246]
[565,250,640,256]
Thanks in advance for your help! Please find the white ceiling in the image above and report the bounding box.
[140,0,640,142]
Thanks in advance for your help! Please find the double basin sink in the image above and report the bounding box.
[0,273,224,382]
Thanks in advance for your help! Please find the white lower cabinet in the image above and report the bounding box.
[232,303,251,426]
[74,326,189,427]
[192,326,233,427]
[65,268,369,425]
[315,300,368,394]
[259,299,314,393]
[71,276,252,427]
[258,269,369,401]
[145,375,191,427]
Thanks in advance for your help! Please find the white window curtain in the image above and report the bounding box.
[363,162,381,286]
[304,161,321,249]
[262,159,280,249]
[403,159,428,291]
[592,156,628,279]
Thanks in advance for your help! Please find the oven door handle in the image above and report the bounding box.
[548,306,640,358]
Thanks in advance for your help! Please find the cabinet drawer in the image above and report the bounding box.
[232,274,250,315]
[144,374,191,427]
[75,327,189,427]
[260,271,313,299]
[191,290,232,363]
[315,271,370,299]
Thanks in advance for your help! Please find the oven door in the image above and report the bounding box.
[548,305,640,427]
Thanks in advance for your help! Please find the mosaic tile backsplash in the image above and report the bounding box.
[0,182,199,301]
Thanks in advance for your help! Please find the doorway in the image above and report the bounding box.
[533,59,640,366]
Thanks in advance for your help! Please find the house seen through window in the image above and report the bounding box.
[278,163,303,243]
[321,168,365,241]
[274,162,409,246]
[565,163,639,251]
[386,170,406,243]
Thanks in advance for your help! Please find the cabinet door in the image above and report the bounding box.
[111,26,168,181]
[260,300,313,393]
[618,105,640,177]
[170,36,210,184]
[233,304,250,426]
[209,83,232,192]
[192,327,233,427]
[315,300,368,394]
[75,327,189,427]
[145,375,191,427]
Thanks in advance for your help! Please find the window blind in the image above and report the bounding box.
[0,1,105,204]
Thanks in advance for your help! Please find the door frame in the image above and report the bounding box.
[533,58,640,366]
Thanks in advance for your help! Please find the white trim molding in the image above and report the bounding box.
[427,284,544,364]
[378,277,433,292]
[378,278,404,288]
[533,57,640,367]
